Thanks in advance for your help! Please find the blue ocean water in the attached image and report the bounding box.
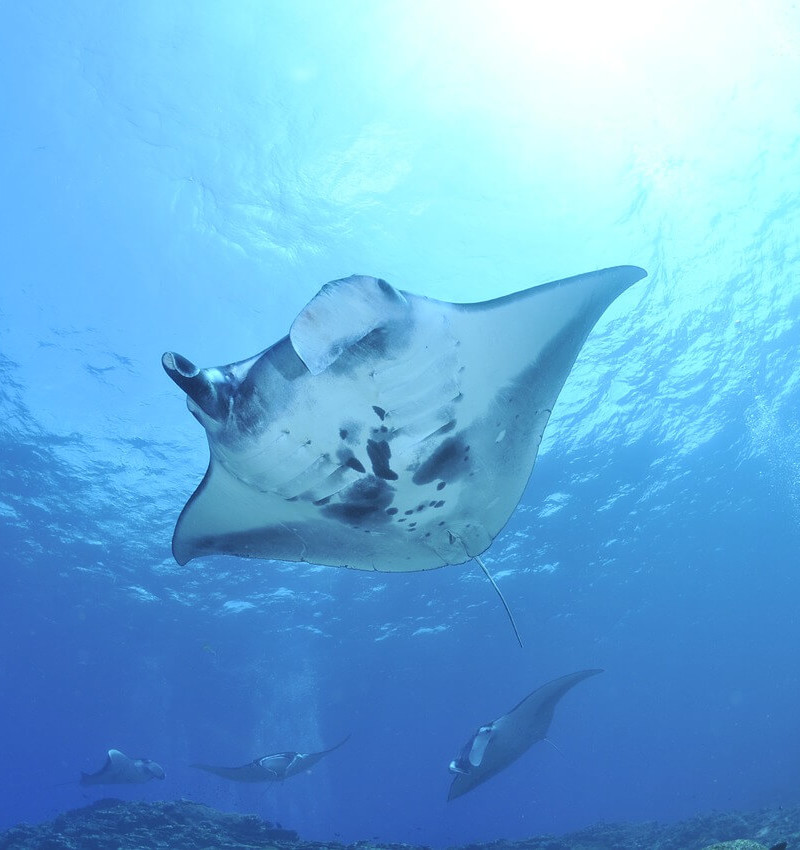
[1,0,799,845]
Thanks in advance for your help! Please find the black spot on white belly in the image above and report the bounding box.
[412,435,470,486]
[345,456,366,473]
[337,446,366,474]
[366,439,398,481]
[338,421,361,445]
[321,476,394,525]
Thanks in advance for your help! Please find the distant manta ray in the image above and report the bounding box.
[190,736,350,782]
[163,268,645,638]
[448,669,603,800]
[80,749,165,785]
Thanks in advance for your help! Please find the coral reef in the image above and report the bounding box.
[0,799,296,850]
[0,798,797,850]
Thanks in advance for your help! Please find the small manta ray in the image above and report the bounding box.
[163,267,645,574]
[80,749,165,786]
[448,669,603,800]
[190,735,350,783]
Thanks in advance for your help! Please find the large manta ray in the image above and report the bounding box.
[163,267,645,571]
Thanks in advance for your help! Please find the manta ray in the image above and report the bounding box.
[163,267,645,574]
[190,736,350,782]
[80,749,165,785]
[448,669,603,800]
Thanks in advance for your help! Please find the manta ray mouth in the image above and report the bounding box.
[163,351,199,379]
[162,352,229,423]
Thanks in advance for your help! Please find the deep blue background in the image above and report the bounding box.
[1,1,799,846]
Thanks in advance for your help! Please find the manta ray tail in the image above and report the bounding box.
[322,734,351,753]
[542,736,565,757]
[475,555,523,648]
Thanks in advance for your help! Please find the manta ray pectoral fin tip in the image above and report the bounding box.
[171,536,191,566]
[631,265,648,283]
[607,264,647,290]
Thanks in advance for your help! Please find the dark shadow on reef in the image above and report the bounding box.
[0,798,798,850]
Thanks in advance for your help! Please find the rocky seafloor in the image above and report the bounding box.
[0,798,797,850]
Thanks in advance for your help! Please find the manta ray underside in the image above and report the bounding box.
[163,267,646,571]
